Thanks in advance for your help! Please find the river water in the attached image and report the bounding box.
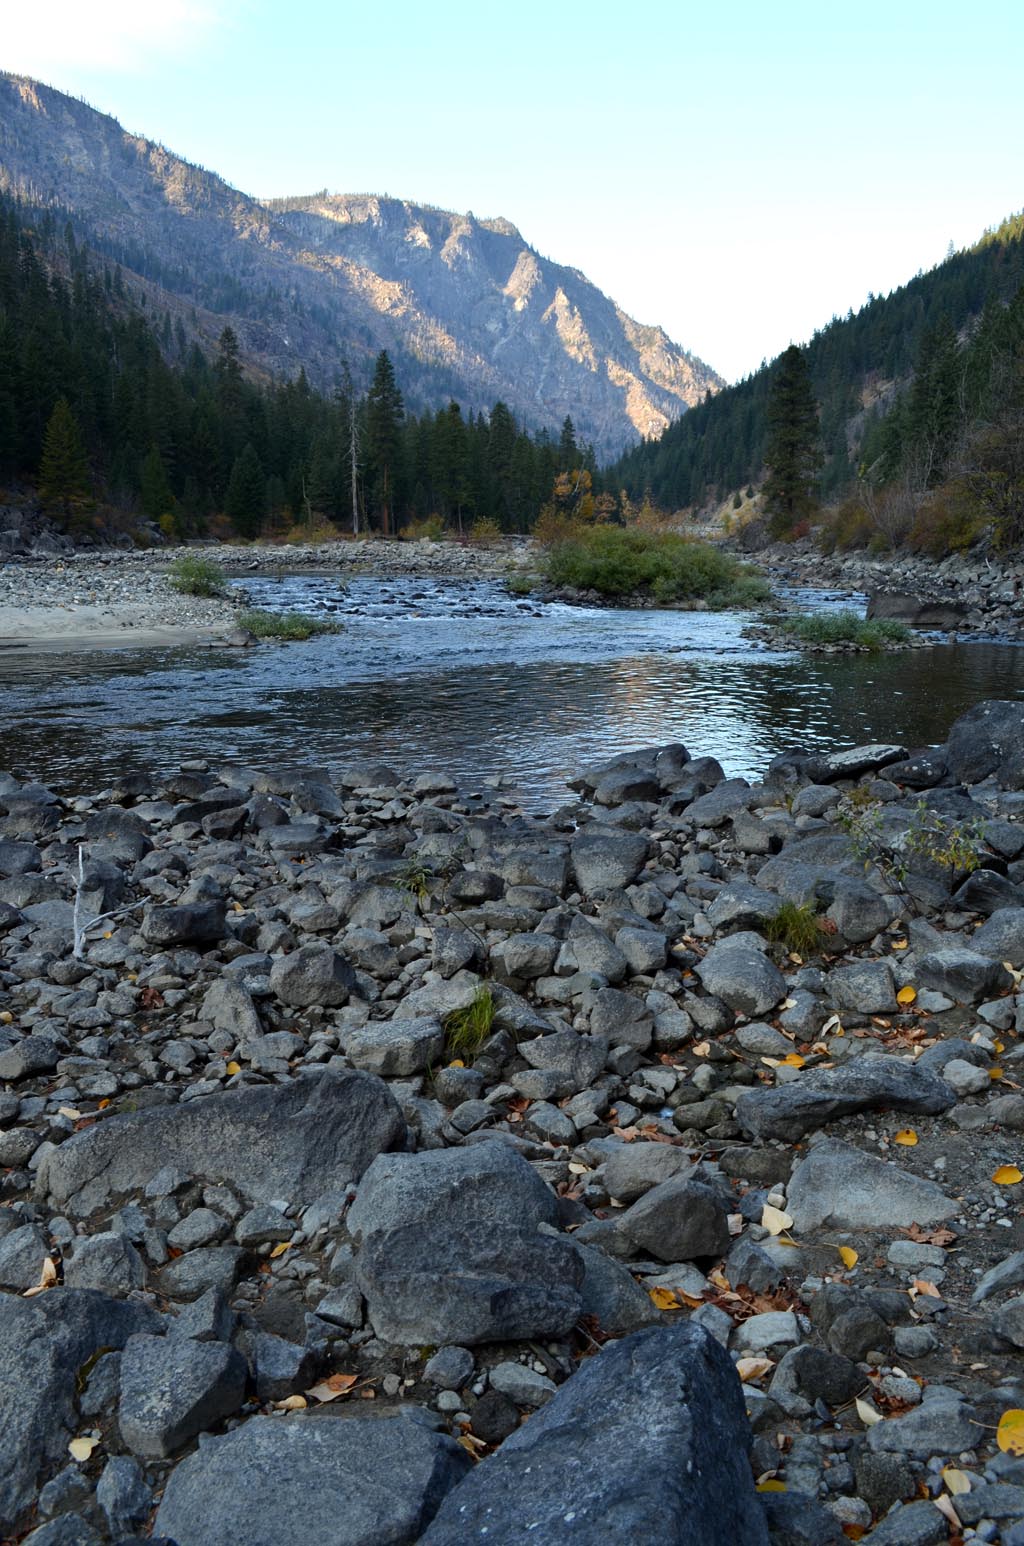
[3,575,1024,806]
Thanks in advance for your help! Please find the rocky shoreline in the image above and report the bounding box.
[754,540,1024,639]
[5,706,1024,1540]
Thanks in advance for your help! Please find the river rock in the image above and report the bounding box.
[348,1141,560,1241]
[37,1069,406,1215]
[343,1016,444,1076]
[914,946,1011,1001]
[570,827,649,895]
[735,1060,955,1141]
[786,1140,958,1232]
[973,907,1024,964]
[119,1332,247,1458]
[618,1175,731,1262]
[695,933,786,1016]
[154,1414,471,1546]
[945,699,1024,786]
[268,941,356,1006]
[420,1322,769,1545]
[0,1289,162,1535]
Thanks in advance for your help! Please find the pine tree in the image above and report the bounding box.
[762,346,821,536]
[39,397,91,512]
[366,351,404,535]
[224,443,266,537]
[139,445,174,519]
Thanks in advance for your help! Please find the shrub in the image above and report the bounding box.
[444,987,496,1060]
[401,514,446,542]
[236,608,341,640]
[468,516,502,547]
[540,527,769,607]
[281,520,343,545]
[777,610,909,650]
[167,554,226,597]
[506,572,535,596]
[533,508,581,548]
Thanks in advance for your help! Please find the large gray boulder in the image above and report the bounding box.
[269,942,356,1006]
[735,1060,956,1141]
[570,828,649,896]
[37,1070,406,1216]
[350,1143,578,1346]
[945,699,1024,786]
[915,947,1012,1002]
[787,1139,958,1232]
[119,1333,247,1458]
[0,1289,162,1535]
[695,934,786,1017]
[154,1414,471,1546]
[358,1221,584,1346]
[420,1322,769,1545]
[347,1142,560,1242]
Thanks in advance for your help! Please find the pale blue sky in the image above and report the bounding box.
[6,0,1024,382]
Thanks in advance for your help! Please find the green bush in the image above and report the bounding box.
[236,608,341,640]
[777,610,909,650]
[541,527,768,607]
[167,554,226,597]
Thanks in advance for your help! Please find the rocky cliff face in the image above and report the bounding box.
[0,74,722,457]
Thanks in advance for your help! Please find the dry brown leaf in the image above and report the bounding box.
[855,1397,883,1427]
[941,1466,971,1496]
[306,1373,359,1403]
[761,1204,793,1236]
[68,1435,99,1461]
[735,1356,774,1382]
[22,1256,58,1298]
[932,1493,962,1530]
[911,1278,942,1298]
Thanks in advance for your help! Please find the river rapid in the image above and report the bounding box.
[3,574,1024,806]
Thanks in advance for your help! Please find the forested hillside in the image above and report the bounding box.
[0,193,590,538]
[610,213,1024,514]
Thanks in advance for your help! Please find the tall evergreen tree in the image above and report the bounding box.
[38,397,91,512]
[762,346,821,536]
[225,443,266,537]
[365,351,404,535]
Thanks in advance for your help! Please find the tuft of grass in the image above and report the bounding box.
[506,572,536,596]
[396,860,434,904]
[444,986,496,1059]
[763,900,826,956]
[237,608,341,640]
[540,526,768,607]
[168,554,226,597]
[777,610,910,650]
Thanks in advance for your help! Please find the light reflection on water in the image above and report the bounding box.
[2,577,1024,805]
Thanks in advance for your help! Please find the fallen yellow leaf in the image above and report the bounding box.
[269,1242,291,1258]
[991,1068,1004,1081]
[997,1408,1024,1455]
[942,1466,971,1496]
[756,1479,787,1493]
[896,985,917,1006]
[22,1257,58,1298]
[68,1436,99,1461]
[649,1286,681,1310]
[735,1356,774,1382]
[272,1394,308,1411]
[780,1053,806,1068]
[306,1373,359,1404]
[894,1129,918,1146]
[838,1246,859,1269]
[761,1204,794,1236]
[448,1059,465,1069]
[891,939,908,951]
[0,1010,12,1024]
[225,1061,242,1076]
[993,1165,1024,1186]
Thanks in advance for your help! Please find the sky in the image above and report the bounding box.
[5,0,1024,383]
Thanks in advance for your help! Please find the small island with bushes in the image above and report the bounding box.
[511,526,770,610]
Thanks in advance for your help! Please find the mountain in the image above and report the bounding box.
[0,74,722,458]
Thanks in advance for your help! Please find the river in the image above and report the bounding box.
[3,574,1024,806]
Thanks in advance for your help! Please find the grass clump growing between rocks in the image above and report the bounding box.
[778,610,910,650]
[444,987,496,1060]
[237,608,341,640]
[763,900,825,957]
[541,527,769,607]
[167,554,226,597]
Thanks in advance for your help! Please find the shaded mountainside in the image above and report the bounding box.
[611,210,1024,508]
[0,74,722,458]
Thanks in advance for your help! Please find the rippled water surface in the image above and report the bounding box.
[3,575,1024,805]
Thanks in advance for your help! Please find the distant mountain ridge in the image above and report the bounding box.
[0,74,723,456]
